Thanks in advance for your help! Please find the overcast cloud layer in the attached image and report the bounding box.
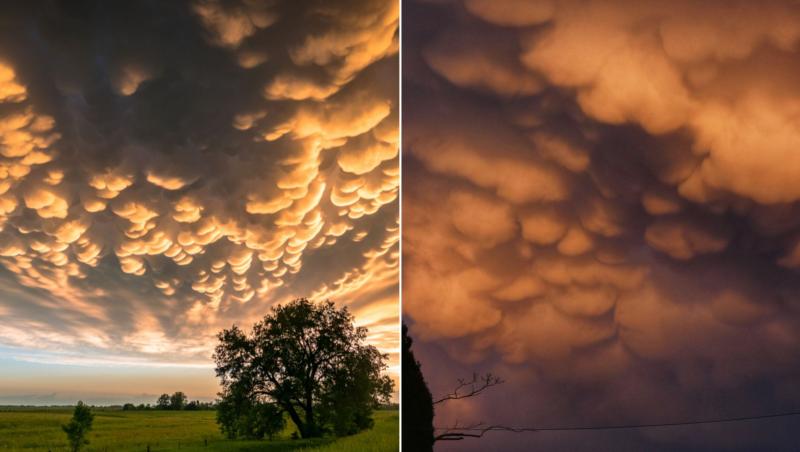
[0,0,398,397]
[404,1,800,450]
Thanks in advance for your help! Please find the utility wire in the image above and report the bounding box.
[434,410,800,434]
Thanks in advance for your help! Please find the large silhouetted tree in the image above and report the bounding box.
[214,298,393,439]
[401,324,434,452]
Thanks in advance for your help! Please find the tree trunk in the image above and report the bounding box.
[305,407,316,436]
[284,403,306,437]
[304,389,317,437]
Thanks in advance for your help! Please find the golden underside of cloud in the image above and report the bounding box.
[0,0,399,379]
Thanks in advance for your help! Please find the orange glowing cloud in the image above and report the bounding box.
[0,0,398,377]
[404,1,800,449]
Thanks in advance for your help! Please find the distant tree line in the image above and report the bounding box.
[121,391,215,411]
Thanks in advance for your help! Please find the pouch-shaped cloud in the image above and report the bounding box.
[405,1,800,450]
[0,0,398,374]
[423,27,543,97]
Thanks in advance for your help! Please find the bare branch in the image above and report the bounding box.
[434,420,485,441]
[433,372,504,405]
[434,423,536,442]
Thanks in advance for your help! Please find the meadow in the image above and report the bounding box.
[0,408,398,452]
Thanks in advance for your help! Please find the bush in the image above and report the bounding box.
[217,394,285,440]
[62,401,94,452]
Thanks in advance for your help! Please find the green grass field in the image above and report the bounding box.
[0,409,398,452]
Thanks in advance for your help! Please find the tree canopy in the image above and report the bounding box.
[170,391,187,410]
[156,393,171,410]
[214,298,393,439]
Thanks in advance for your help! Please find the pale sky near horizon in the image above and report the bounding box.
[0,354,217,406]
[0,0,399,405]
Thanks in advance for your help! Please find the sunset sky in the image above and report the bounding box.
[0,0,398,405]
[404,0,800,450]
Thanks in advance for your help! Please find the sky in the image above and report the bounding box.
[0,0,399,405]
[403,0,800,450]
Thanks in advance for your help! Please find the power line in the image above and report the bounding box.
[434,410,800,435]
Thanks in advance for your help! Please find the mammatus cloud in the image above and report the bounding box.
[0,0,398,387]
[404,0,800,450]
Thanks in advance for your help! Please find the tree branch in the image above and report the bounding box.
[434,422,533,442]
[433,373,504,405]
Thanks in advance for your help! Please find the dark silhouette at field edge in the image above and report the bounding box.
[401,324,434,452]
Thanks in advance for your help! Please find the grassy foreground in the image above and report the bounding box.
[0,409,398,452]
